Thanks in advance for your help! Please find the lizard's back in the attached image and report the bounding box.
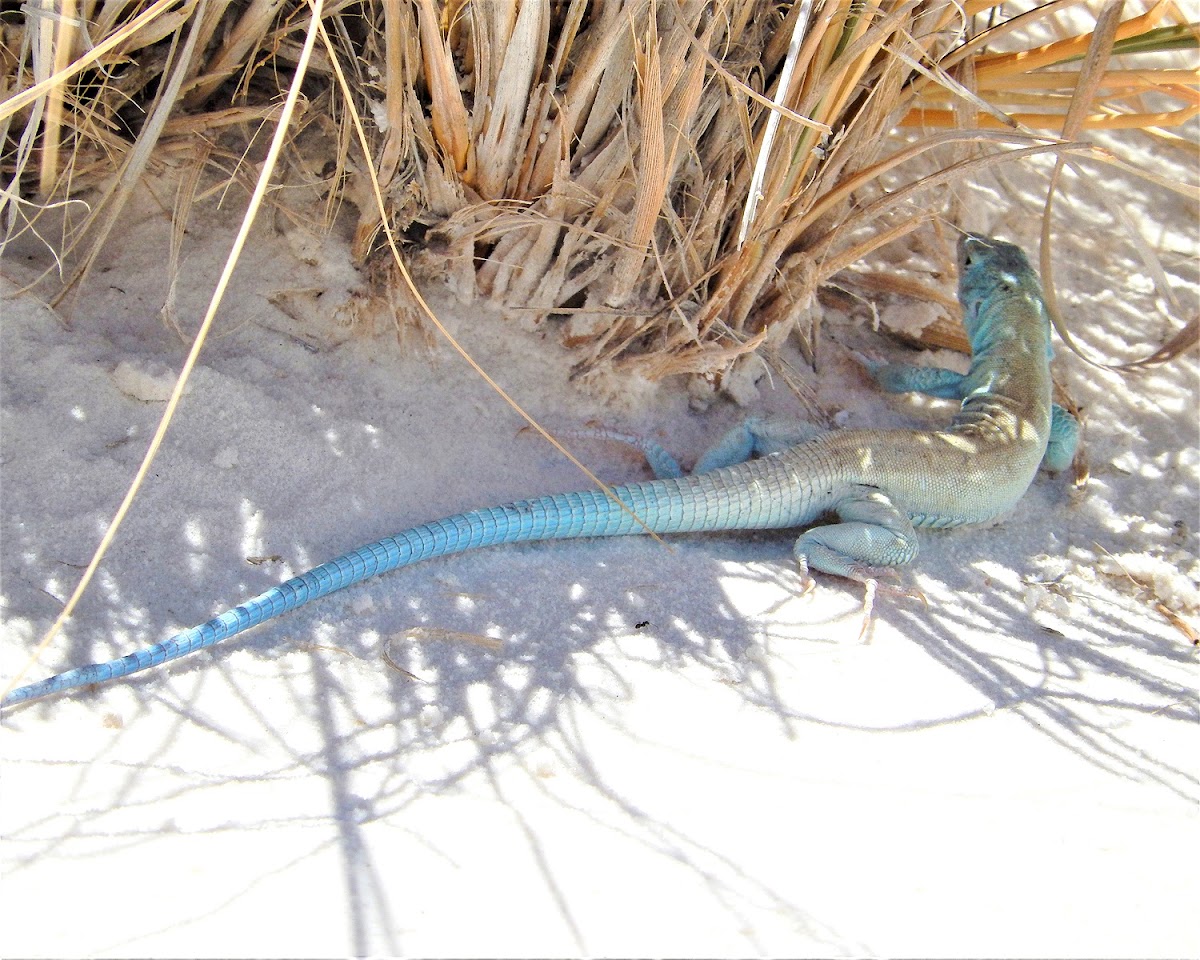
[782,236,1056,529]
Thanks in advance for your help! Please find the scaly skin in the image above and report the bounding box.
[2,234,1076,708]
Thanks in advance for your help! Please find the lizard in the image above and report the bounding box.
[1,233,1078,709]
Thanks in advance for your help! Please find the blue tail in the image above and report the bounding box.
[3,464,802,708]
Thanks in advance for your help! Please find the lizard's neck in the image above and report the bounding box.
[956,288,1054,440]
[965,286,1051,362]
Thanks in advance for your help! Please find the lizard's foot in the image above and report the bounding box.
[849,571,926,642]
[796,559,923,641]
[860,578,878,643]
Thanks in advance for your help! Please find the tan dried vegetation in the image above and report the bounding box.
[1,1,1196,384]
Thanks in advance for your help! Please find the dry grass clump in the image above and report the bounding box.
[1,1,1196,386]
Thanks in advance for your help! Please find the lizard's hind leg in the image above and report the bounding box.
[576,427,685,479]
[526,425,686,479]
[693,418,827,474]
[561,417,827,480]
[793,489,923,640]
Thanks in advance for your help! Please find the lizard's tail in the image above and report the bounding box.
[3,464,801,708]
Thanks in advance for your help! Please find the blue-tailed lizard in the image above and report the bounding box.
[2,234,1078,708]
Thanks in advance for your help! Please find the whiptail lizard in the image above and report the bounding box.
[2,233,1077,708]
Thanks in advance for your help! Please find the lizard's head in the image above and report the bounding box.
[957,233,1034,295]
[956,233,1048,347]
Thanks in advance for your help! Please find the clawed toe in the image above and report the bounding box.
[856,573,925,641]
[794,558,818,597]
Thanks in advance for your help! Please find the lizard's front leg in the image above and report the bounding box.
[1044,405,1079,473]
[865,360,967,399]
[867,360,1080,473]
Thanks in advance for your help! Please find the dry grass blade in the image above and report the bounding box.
[976,1,1169,80]
[416,0,470,175]
[907,0,1197,135]
[37,0,75,195]
[609,7,667,305]
[737,0,817,248]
